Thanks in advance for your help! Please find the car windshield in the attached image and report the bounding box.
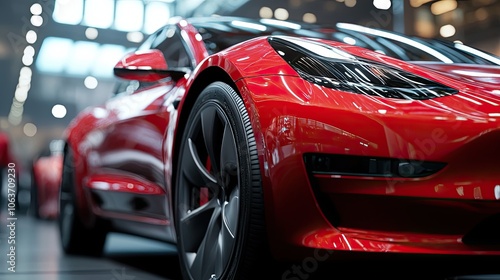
[334,22,500,65]
[190,17,330,54]
[189,17,500,66]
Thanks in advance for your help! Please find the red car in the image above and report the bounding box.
[0,132,12,168]
[0,132,18,208]
[31,139,64,219]
[58,17,500,279]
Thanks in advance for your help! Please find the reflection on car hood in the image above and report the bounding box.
[413,62,500,86]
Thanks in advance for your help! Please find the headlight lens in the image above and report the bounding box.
[268,36,458,100]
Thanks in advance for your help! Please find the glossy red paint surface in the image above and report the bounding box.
[62,16,500,261]
[115,49,168,71]
[0,132,14,167]
[176,19,209,64]
[114,49,171,82]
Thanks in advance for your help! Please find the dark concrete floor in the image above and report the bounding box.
[0,211,181,280]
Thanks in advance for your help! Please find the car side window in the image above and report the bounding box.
[113,80,140,97]
[152,25,193,69]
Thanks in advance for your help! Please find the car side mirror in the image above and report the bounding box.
[113,49,187,82]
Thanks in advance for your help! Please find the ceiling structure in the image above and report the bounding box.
[0,0,498,165]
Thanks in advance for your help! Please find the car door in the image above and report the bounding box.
[84,25,194,224]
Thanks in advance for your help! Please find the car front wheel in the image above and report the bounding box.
[175,82,268,280]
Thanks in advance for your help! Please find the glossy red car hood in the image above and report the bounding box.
[227,36,499,95]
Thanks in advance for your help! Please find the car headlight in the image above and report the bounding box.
[268,36,458,100]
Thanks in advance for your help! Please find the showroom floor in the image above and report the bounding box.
[3,209,500,280]
[0,210,181,280]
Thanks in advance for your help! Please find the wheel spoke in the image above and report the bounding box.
[179,198,219,253]
[182,138,217,189]
[201,106,222,178]
[187,203,222,280]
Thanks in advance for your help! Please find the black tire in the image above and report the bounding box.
[175,82,269,280]
[58,148,107,256]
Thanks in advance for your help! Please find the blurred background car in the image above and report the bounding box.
[0,131,13,177]
[30,139,63,219]
[0,131,19,210]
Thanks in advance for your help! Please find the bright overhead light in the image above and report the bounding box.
[373,0,391,10]
[83,0,114,29]
[52,104,67,119]
[345,0,357,7]
[18,73,31,86]
[274,8,289,20]
[31,15,43,27]
[302,13,317,23]
[259,6,273,19]
[53,0,83,25]
[20,66,32,78]
[65,41,100,75]
[431,0,457,15]
[144,2,171,34]
[24,45,35,57]
[440,24,456,38]
[22,55,34,66]
[30,3,42,15]
[115,0,144,32]
[36,37,128,78]
[127,32,144,43]
[85,27,99,40]
[15,88,29,103]
[36,37,73,73]
[84,76,98,89]
[26,30,37,44]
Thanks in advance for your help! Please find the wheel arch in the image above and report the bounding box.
[171,66,238,198]
[169,55,271,251]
